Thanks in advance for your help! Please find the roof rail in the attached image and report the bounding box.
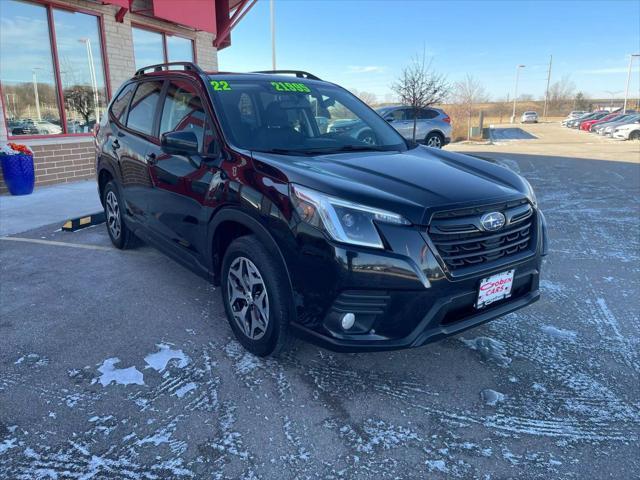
[134,62,205,77]
[251,70,321,81]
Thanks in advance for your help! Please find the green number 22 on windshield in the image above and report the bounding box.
[271,81,311,93]
[210,80,231,91]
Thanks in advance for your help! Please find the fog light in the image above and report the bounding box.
[341,313,355,330]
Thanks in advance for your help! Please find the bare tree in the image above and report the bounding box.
[451,75,489,140]
[64,85,96,124]
[548,75,576,113]
[351,89,378,106]
[391,53,449,141]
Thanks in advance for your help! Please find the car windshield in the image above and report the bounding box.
[207,77,408,155]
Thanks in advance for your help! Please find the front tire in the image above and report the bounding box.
[357,130,377,145]
[629,131,640,141]
[103,181,134,249]
[425,132,443,148]
[221,235,293,357]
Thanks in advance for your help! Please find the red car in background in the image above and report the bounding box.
[580,112,618,131]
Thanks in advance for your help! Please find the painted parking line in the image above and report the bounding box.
[0,236,113,251]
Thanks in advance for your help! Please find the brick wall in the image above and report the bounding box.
[1,0,219,194]
[0,139,95,194]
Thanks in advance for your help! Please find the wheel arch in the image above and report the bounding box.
[207,207,294,293]
[426,129,446,140]
[97,163,117,206]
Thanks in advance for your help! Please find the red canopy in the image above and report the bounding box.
[151,0,216,34]
[101,0,130,8]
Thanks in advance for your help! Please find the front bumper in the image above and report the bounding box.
[289,209,547,352]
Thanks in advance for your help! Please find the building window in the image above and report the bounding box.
[53,9,109,134]
[166,36,194,63]
[132,26,194,70]
[0,0,108,137]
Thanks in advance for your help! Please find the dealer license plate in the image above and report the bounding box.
[476,270,515,309]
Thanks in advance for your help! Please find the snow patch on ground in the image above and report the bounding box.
[481,389,506,406]
[460,337,512,366]
[93,358,144,387]
[174,382,197,398]
[144,344,190,372]
[541,325,578,342]
[0,438,18,454]
[540,279,565,295]
[14,353,48,367]
[426,459,449,473]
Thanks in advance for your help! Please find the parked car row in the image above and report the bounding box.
[561,109,640,140]
[8,118,62,135]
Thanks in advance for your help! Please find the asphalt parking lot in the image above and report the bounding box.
[1,129,639,479]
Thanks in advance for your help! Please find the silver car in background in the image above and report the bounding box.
[521,111,538,123]
[375,106,452,148]
[594,113,639,136]
[561,111,588,126]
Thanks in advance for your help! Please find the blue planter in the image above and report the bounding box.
[1,153,35,195]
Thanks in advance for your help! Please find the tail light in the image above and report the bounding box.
[443,116,451,124]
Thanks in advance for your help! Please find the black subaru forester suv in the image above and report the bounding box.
[96,62,548,356]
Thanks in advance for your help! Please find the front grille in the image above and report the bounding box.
[428,200,536,271]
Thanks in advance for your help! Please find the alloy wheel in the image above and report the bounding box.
[359,131,376,145]
[427,135,442,148]
[105,190,121,239]
[227,257,270,340]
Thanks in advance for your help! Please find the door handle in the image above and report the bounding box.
[111,139,120,150]
[145,153,157,165]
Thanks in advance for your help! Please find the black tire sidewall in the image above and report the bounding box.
[103,181,129,249]
[221,236,291,356]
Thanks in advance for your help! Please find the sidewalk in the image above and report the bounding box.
[0,180,101,236]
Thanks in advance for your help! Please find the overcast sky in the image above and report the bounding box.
[219,0,640,102]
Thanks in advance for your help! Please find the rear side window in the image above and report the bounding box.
[127,80,163,136]
[388,109,407,121]
[110,83,135,123]
[160,80,217,154]
[418,109,439,119]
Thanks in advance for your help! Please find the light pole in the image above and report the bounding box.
[79,38,100,126]
[270,0,276,70]
[604,90,622,110]
[32,68,42,121]
[511,64,525,124]
[623,53,640,113]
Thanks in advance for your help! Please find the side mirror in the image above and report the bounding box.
[161,131,199,155]
[385,116,394,123]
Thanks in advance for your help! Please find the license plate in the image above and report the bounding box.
[476,270,515,309]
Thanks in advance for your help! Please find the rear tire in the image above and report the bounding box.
[103,181,135,249]
[221,235,293,357]
[629,131,640,141]
[425,132,443,148]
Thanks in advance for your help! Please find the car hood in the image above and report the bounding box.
[252,146,531,225]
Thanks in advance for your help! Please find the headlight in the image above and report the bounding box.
[291,184,410,249]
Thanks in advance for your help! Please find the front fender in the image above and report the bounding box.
[206,207,295,294]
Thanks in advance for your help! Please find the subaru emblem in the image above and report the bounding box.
[480,212,506,231]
